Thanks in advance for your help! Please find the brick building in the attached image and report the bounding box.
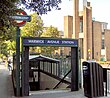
[63,0,110,61]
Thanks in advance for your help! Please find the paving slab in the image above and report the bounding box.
[13,89,110,98]
[0,63,110,98]
[0,64,14,98]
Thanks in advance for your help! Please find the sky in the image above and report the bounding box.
[40,0,110,31]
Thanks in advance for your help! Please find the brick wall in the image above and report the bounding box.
[105,29,110,60]
[93,21,102,60]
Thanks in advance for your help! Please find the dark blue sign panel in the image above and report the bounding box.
[10,15,31,22]
[22,37,78,47]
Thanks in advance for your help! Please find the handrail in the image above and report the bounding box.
[31,69,71,85]
[53,69,71,89]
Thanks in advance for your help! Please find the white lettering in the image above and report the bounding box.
[28,40,44,43]
[62,41,74,44]
[47,40,59,44]
[10,16,29,20]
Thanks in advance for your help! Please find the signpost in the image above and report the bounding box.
[10,9,31,96]
[10,9,31,27]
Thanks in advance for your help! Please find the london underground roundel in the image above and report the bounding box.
[15,9,27,27]
[11,9,31,27]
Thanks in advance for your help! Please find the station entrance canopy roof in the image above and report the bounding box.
[29,55,60,63]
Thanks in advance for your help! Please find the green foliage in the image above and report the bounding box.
[0,0,18,31]
[6,40,16,54]
[0,25,16,46]
[0,42,8,56]
[21,13,43,37]
[21,13,44,54]
[0,40,16,57]
[0,25,16,57]
[0,0,18,57]
[41,26,60,38]
[0,0,63,57]
[40,26,60,55]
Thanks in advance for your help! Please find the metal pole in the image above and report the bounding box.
[16,27,20,96]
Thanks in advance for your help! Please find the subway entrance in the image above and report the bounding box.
[13,37,79,96]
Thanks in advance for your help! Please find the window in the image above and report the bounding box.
[102,32,104,39]
[101,39,105,49]
[102,23,107,32]
[80,21,83,33]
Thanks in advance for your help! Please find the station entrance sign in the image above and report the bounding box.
[10,9,31,27]
[22,37,78,47]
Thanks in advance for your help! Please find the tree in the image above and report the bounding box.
[21,13,44,37]
[41,25,60,38]
[0,0,62,31]
[0,0,19,48]
[20,0,61,15]
[21,13,44,54]
[40,26,60,55]
[0,25,16,57]
[1,41,16,56]
[0,0,62,40]
[0,0,18,30]
[0,0,62,57]
[0,25,16,44]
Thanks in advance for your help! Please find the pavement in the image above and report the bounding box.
[0,63,110,98]
[0,63,14,98]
